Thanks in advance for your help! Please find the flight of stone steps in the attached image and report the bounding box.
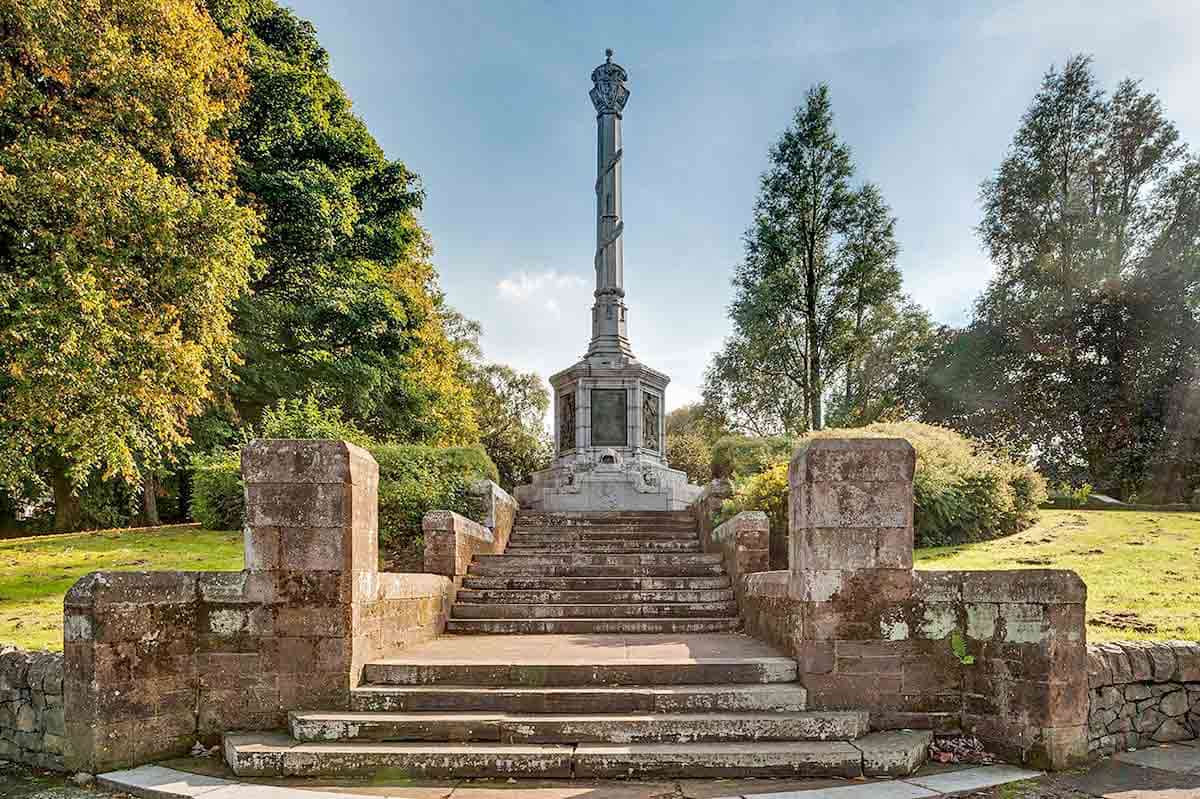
[223,511,931,780]
[447,510,741,634]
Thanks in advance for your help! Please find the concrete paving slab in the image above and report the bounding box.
[1114,744,1200,775]
[1060,756,1200,796]
[97,765,236,798]
[904,764,1042,793]
[677,778,852,799]
[448,781,676,798]
[739,778,938,798]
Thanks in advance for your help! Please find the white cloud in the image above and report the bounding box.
[497,270,588,316]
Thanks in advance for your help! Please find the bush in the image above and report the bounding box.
[666,430,713,485]
[189,442,498,547]
[373,444,498,545]
[717,422,1046,549]
[190,453,244,530]
[711,435,796,479]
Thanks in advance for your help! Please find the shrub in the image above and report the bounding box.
[373,444,498,545]
[190,452,243,530]
[711,435,796,479]
[717,422,1046,549]
[189,442,498,548]
[667,430,714,485]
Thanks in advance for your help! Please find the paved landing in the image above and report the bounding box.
[368,633,790,665]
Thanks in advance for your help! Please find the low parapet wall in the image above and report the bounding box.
[1087,641,1200,755]
[733,438,1089,770]
[60,440,456,775]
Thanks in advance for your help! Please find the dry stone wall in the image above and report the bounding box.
[0,648,65,770]
[1087,640,1200,755]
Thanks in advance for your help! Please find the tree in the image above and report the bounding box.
[203,0,477,446]
[0,0,259,529]
[707,85,908,433]
[664,403,728,484]
[826,298,935,427]
[924,55,1200,498]
[467,364,551,491]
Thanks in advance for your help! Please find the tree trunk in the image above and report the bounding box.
[50,462,82,533]
[142,472,160,526]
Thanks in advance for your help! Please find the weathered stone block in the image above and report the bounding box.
[241,439,376,486]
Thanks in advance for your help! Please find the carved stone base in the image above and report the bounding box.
[515,451,701,512]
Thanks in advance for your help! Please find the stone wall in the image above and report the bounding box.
[0,648,65,770]
[703,511,768,606]
[737,439,1089,770]
[61,440,457,775]
[1087,641,1200,755]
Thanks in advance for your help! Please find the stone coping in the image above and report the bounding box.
[98,763,1043,799]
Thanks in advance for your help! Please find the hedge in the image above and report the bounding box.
[190,443,498,546]
[717,422,1046,549]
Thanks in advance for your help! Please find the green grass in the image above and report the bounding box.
[2,510,1196,651]
[0,524,242,651]
[916,509,1200,643]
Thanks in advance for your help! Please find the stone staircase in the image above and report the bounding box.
[224,511,931,780]
[448,510,740,634]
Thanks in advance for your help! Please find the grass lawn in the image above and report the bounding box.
[916,509,1200,643]
[2,510,1197,651]
[0,525,242,651]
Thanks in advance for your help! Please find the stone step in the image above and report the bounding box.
[451,602,740,619]
[455,588,735,605]
[289,710,869,744]
[517,511,696,525]
[506,540,701,553]
[363,657,797,686]
[478,552,722,566]
[351,683,808,714]
[461,576,732,591]
[225,730,929,779]
[470,553,725,578]
[573,731,932,778]
[512,528,698,540]
[444,618,740,634]
[224,734,573,778]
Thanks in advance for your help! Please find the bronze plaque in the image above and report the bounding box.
[590,389,627,447]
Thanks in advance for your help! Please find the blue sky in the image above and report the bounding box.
[286,0,1199,410]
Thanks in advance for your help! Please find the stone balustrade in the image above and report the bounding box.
[732,438,1089,770]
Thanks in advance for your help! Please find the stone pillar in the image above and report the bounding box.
[240,439,379,707]
[788,438,916,622]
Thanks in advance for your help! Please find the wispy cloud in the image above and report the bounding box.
[497,269,589,317]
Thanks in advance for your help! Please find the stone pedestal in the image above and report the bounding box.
[516,355,700,511]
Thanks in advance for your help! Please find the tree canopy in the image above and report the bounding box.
[921,55,1200,500]
[0,0,260,528]
[705,85,927,434]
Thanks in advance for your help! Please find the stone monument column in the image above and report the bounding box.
[514,49,702,512]
[588,48,633,358]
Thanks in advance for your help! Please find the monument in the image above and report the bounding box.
[515,50,702,511]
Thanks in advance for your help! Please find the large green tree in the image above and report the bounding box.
[0,0,259,529]
[922,56,1200,499]
[204,0,477,446]
[705,85,911,433]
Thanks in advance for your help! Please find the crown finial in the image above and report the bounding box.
[590,49,629,115]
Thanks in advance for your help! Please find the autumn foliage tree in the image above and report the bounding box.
[0,0,259,529]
